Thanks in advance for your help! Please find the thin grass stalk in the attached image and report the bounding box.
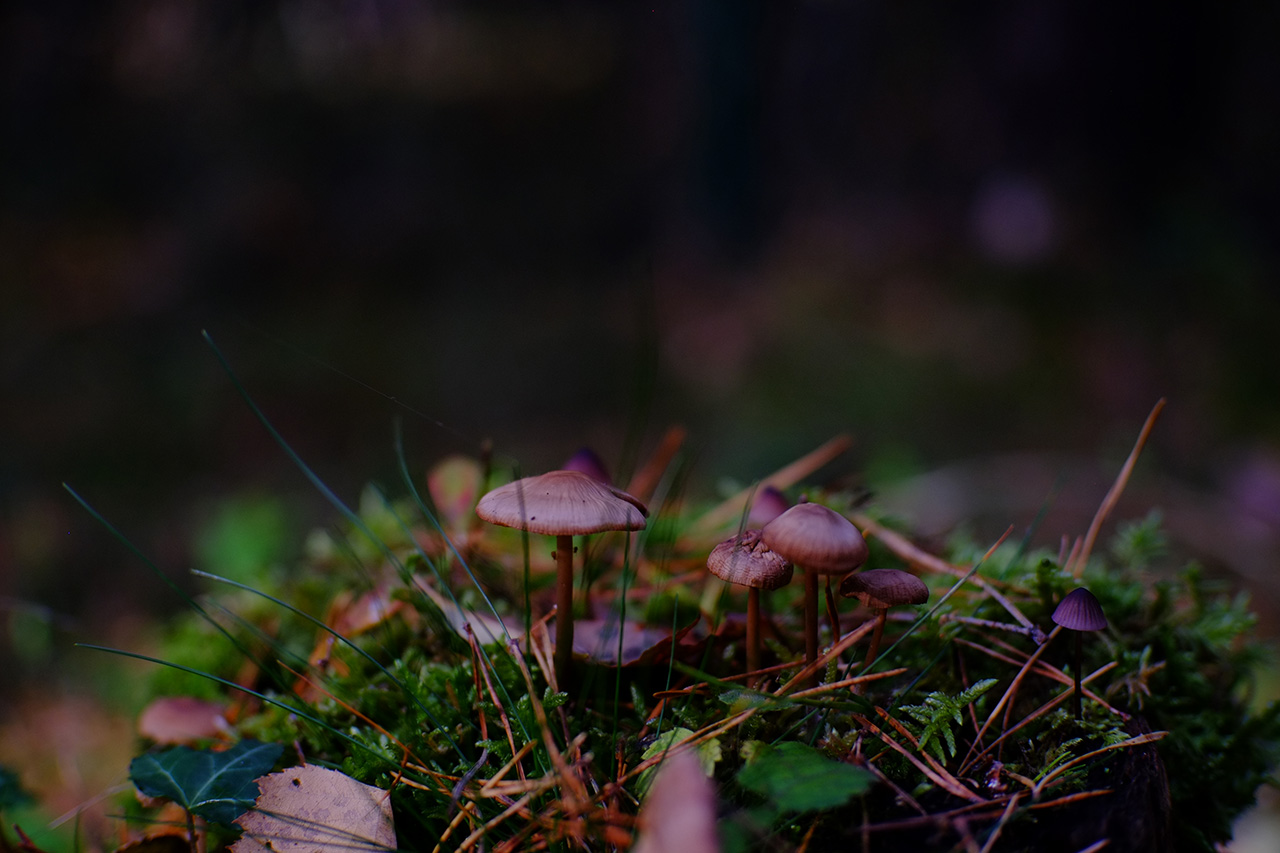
[192,570,467,758]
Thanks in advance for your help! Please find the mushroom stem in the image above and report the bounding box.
[853,609,888,696]
[864,609,887,672]
[804,569,819,669]
[824,576,841,642]
[1072,630,1083,719]
[747,587,761,686]
[553,534,575,689]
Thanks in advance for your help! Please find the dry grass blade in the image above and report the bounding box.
[873,706,972,787]
[959,663,1117,778]
[958,625,1063,774]
[854,713,985,803]
[775,616,878,694]
[626,426,687,504]
[1073,840,1111,852]
[1030,732,1168,798]
[854,518,1041,640]
[978,792,1021,853]
[1068,398,1166,578]
[693,434,853,534]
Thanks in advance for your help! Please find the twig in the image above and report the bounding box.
[855,713,985,803]
[1031,732,1168,799]
[978,793,1021,853]
[855,517,1042,641]
[626,425,687,504]
[958,625,1063,774]
[693,434,854,533]
[1069,398,1166,578]
[960,663,1118,776]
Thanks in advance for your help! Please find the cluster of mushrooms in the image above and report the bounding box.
[708,501,928,686]
[474,463,1109,715]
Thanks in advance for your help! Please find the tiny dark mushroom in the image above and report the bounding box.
[761,503,869,669]
[1051,587,1109,719]
[840,568,930,677]
[475,469,647,688]
[707,530,793,684]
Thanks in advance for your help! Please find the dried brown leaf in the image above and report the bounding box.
[137,697,227,745]
[231,765,396,853]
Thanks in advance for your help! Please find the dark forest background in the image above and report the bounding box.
[3,2,1279,704]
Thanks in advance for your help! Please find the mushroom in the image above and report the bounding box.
[761,503,869,669]
[562,447,613,485]
[707,530,793,683]
[747,485,790,527]
[840,569,929,675]
[475,469,647,687]
[1051,587,1108,719]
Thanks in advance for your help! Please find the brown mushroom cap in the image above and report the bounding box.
[840,569,929,609]
[707,530,793,590]
[1051,587,1108,632]
[760,503,869,574]
[475,469,648,536]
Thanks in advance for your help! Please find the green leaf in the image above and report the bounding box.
[130,739,284,826]
[639,728,721,795]
[736,742,872,813]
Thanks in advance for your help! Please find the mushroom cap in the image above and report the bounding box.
[707,530,793,590]
[562,447,612,485]
[839,568,929,609]
[1051,587,1108,632]
[475,470,647,536]
[760,503,869,574]
[747,485,791,527]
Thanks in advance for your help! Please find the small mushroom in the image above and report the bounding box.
[840,569,929,676]
[562,447,613,485]
[761,503,869,669]
[476,469,647,687]
[1051,587,1108,719]
[747,485,791,527]
[707,530,793,683]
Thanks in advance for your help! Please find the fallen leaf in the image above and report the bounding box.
[326,587,403,638]
[232,765,396,853]
[137,697,228,744]
[111,835,190,853]
[427,455,484,533]
[633,750,720,853]
[569,616,701,667]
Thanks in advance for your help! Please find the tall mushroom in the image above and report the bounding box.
[840,569,929,675]
[1051,587,1108,719]
[761,503,869,669]
[707,530,793,684]
[476,469,647,687]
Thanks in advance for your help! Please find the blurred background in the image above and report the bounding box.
[2,0,1279,845]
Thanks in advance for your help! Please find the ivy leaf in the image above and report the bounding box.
[737,742,872,813]
[130,739,284,826]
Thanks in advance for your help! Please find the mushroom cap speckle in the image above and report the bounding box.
[840,569,929,609]
[1051,588,1108,632]
[707,530,794,590]
[760,503,869,574]
[476,470,647,536]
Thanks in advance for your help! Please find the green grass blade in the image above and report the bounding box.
[77,643,444,782]
[62,483,286,692]
[190,570,466,760]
